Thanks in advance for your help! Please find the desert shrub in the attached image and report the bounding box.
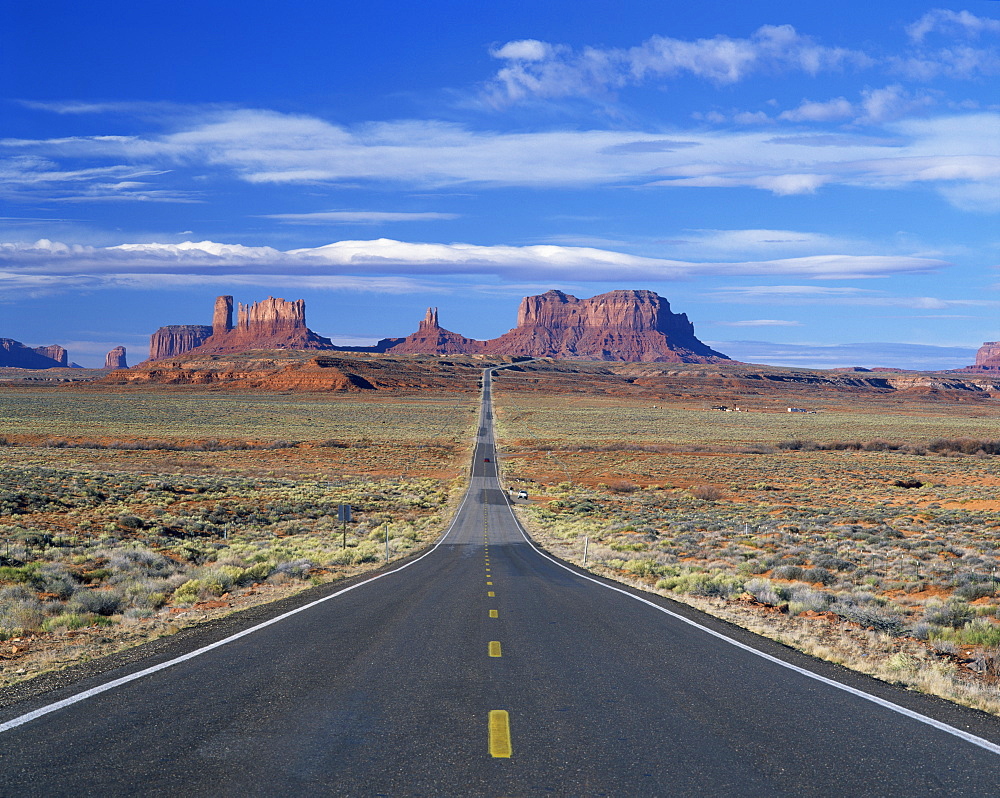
[656,571,743,598]
[0,585,44,634]
[772,565,804,581]
[690,485,723,501]
[744,578,782,606]
[923,600,975,629]
[37,563,78,599]
[41,612,95,632]
[831,599,905,634]
[932,618,1000,648]
[273,559,314,579]
[737,559,767,575]
[812,554,856,572]
[607,480,639,494]
[788,586,830,615]
[68,588,123,616]
[953,574,995,601]
[172,579,201,604]
[801,567,836,585]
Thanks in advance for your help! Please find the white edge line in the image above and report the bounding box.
[489,393,1000,758]
[0,405,491,736]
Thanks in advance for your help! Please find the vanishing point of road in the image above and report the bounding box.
[1,365,1000,796]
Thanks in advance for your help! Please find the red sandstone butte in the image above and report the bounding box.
[966,342,1000,372]
[104,346,128,369]
[148,295,335,360]
[381,308,487,355]
[148,325,213,360]
[193,296,335,354]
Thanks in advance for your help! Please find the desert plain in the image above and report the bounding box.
[2,354,1000,715]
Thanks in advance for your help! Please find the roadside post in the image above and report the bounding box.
[385,522,390,562]
[338,503,352,549]
[583,536,589,567]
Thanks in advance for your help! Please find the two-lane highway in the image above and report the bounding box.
[1,366,1000,795]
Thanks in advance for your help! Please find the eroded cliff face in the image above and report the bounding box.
[0,339,68,368]
[149,325,213,361]
[967,342,1000,371]
[33,345,68,366]
[104,346,127,369]
[147,295,335,359]
[195,296,335,353]
[483,290,728,362]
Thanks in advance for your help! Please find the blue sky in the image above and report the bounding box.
[2,1,998,368]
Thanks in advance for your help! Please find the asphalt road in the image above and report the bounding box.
[1,366,1000,795]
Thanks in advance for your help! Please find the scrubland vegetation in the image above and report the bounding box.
[494,390,1000,713]
[0,389,475,685]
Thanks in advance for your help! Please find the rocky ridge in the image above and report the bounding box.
[0,339,70,369]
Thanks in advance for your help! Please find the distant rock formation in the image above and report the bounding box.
[377,307,487,355]
[149,324,213,361]
[482,289,726,362]
[194,296,335,354]
[0,339,68,368]
[33,345,68,366]
[376,290,727,363]
[145,289,726,364]
[966,342,1000,372]
[104,346,128,369]
[213,295,234,336]
[148,295,334,360]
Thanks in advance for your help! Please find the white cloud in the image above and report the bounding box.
[907,10,1000,43]
[780,97,854,122]
[0,238,948,300]
[6,106,998,209]
[262,210,460,224]
[483,25,870,105]
[490,39,553,62]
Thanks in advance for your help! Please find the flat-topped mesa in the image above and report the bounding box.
[0,339,69,368]
[965,341,1000,372]
[378,307,487,355]
[33,345,68,366]
[104,346,128,369]
[484,289,729,363]
[149,325,213,361]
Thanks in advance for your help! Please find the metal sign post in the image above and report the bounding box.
[338,503,352,549]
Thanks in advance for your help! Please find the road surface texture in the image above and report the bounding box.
[1,366,1000,796]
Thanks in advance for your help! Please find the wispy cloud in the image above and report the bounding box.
[4,104,997,208]
[482,26,870,106]
[0,238,950,299]
[709,284,1000,309]
[714,319,802,327]
[261,210,460,224]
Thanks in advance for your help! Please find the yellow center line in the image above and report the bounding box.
[489,710,512,758]
[487,581,492,585]
[488,591,495,597]
[488,640,502,657]
[489,609,498,618]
